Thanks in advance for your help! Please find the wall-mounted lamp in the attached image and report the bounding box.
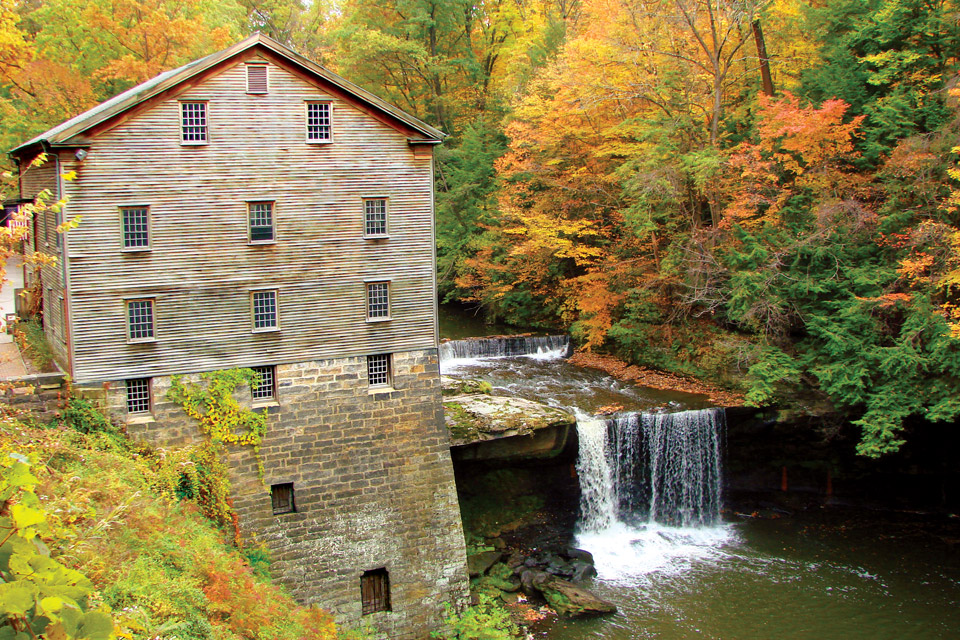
[75,149,88,161]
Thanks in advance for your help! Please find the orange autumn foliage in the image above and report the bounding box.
[723,92,866,229]
[203,559,338,638]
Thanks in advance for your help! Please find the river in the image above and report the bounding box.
[438,314,960,639]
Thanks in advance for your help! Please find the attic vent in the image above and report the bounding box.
[247,64,268,94]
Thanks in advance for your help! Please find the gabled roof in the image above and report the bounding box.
[10,33,444,157]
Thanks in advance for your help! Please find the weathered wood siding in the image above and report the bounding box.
[18,156,69,369]
[61,58,438,383]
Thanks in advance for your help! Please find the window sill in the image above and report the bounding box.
[252,400,280,409]
[366,317,391,324]
[126,414,155,425]
[368,386,395,395]
[127,338,157,345]
[252,327,280,334]
[364,235,390,241]
[305,139,333,145]
[181,141,208,146]
[248,240,276,246]
[121,247,152,253]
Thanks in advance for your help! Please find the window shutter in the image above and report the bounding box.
[247,65,268,94]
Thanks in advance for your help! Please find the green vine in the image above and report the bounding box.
[166,368,268,477]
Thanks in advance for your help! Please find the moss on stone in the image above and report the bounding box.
[444,401,481,442]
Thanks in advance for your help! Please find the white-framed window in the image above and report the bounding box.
[126,298,155,341]
[126,378,151,414]
[306,102,332,142]
[248,201,275,243]
[181,102,208,144]
[251,290,278,331]
[366,282,390,320]
[364,198,388,238]
[251,365,276,401]
[121,206,150,250]
[367,354,391,387]
[246,63,268,94]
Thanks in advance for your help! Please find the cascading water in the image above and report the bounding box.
[574,416,618,532]
[575,408,732,580]
[438,332,733,580]
[603,409,724,528]
[439,335,571,361]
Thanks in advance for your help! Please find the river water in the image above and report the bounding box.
[438,326,960,639]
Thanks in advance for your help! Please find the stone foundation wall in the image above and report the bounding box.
[1,373,67,422]
[78,349,469,639]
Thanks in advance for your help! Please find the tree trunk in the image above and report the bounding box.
[752,19,775,97]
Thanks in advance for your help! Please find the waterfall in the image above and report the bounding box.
[439,335,571,362]
[575,416,618,531]
[577,408,725,532]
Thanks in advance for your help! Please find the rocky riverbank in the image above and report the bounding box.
[468,545,615,618]
[567,351,744,406]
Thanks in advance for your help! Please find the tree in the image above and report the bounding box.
[0,0,244,173]
[800,0,960,164]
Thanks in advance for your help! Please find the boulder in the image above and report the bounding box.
[539,577,616,617]
[519,568,552,592]
[467,551,504,577]
[566,548,595,565]
[570,560,597,582]
[544,554,574,577]
[444,394,575,446]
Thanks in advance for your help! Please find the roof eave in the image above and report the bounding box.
[9,33,445,158]
[8,34,263,158]
[255,37,446,141]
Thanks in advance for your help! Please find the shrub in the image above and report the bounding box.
[433,596,520,640]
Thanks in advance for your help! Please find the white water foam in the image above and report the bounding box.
[574,408,732,582]
[524,346,570,361]
[576,521,735,583]
[439,346,568,375]
[439,356,496,375]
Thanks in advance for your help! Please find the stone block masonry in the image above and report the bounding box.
[79,349,470,640]
[1,373,68,422]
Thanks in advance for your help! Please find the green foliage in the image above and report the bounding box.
[0,452,114,640]
[154,442,239,539]
[240,544,272,580]
[800,0,960,164]
[432,595,519,640]
[62,397,115,436]
[743,346,802,407]
[436,119,509,300]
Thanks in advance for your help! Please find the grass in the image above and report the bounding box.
[13,317,58,373]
